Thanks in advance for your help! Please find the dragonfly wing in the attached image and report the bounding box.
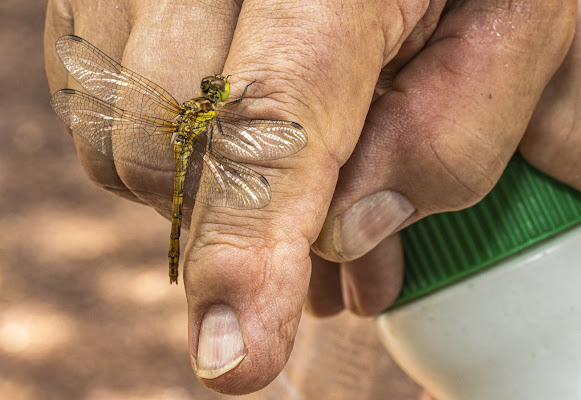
[51,89,175,170]
[210,111,307,162]
[55,35,182,121]
[184,144,271,210]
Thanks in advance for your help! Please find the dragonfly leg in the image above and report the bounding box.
[207,124,215,152]
[222,80,256,107]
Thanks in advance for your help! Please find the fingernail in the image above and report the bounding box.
[334,190,415,259]
[196,304,245,379]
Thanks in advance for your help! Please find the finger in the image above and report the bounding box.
[305,253,343,317]
[45,0,139,203]
[65,1,242,223]
[116,1,242,225]
[375,0,447,98]
[308,235,404,318]
[313,0,578,262]
[520,1,581,190]
[183,0,430,393]
[341,234,403,316]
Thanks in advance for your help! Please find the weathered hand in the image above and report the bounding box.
[45,0,579,395]
[308,0,581,317]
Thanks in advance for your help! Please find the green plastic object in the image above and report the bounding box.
[392,153,581,308]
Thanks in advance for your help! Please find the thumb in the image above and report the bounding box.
[184,113,327,392]
[182,0,422,394]
[184,83,333,392]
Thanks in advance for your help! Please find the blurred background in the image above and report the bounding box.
[0,1,420,399]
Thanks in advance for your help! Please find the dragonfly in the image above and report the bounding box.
[50,35,307,283]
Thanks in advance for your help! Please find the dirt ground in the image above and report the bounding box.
[0,1,421,399]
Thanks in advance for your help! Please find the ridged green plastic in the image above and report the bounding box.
[391,153,581,308]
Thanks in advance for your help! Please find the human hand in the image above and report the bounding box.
[45,0,578,395]
[417,5,581,400]
[308,0,581,317]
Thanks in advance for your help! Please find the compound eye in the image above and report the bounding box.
[200,76,214,93]
[211,78,226,90]
[209,75,230,101]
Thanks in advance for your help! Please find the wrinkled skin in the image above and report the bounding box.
[45,0,580,396]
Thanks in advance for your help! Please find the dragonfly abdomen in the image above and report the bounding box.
[168,135,192,283]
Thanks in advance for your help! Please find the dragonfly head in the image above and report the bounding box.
[200,75,230,102]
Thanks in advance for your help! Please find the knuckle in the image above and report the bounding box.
[193,211,278,253]
[521,121,581,190]
[382,0,432,51]
[423,130,507,212]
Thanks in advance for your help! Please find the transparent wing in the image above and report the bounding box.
[184,146,271,209]
[56,35,182,121]
[210,110,308,162]
[51,89,175,170]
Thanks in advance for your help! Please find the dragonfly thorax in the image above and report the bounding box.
[177,97,216,133]
[182,97,214,113]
